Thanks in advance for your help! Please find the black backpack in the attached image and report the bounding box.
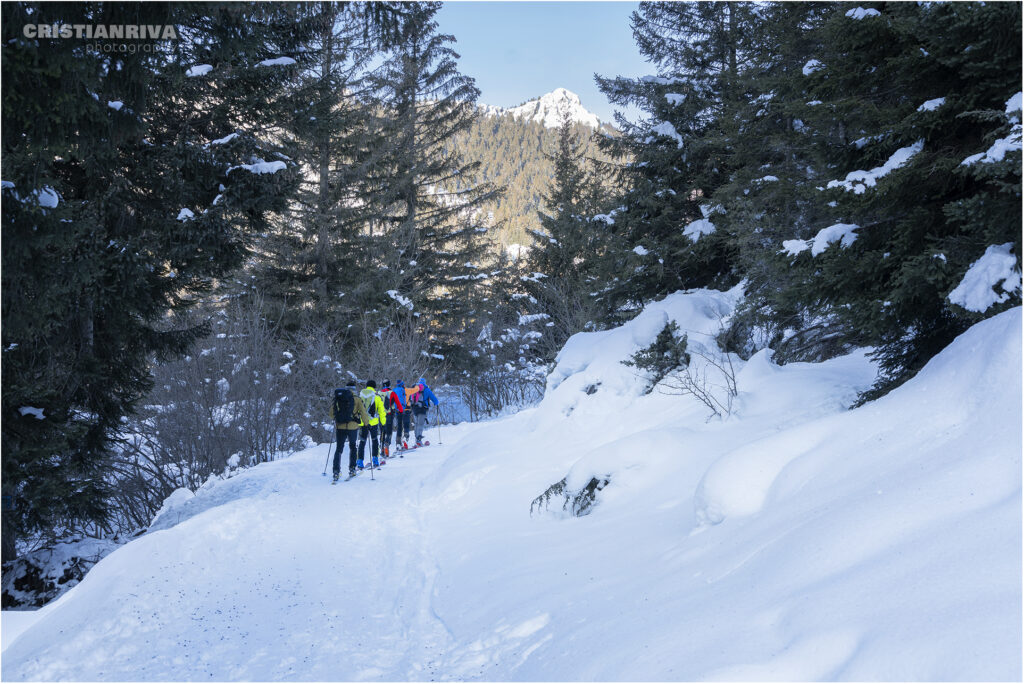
[333,388,355,423]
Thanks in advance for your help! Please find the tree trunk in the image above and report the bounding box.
[316,3,334,302]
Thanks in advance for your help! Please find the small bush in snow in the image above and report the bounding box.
[530,475,610,518]
[623,321,691,393]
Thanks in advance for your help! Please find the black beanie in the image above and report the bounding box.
[366,379,376,389]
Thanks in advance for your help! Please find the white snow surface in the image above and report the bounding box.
[386,289,414,310]
[1006,91,1023,122]
[683,217,716,242]
[961,125,1022,166]
[802,59,824,76]
[257,56,296,67]
[649,121,684,148]
[948,243,1022,312]
[209,132,238,146]
[917,97,946,112]
[782,239,810,257]
[186,64,213,77]
[227,160,287,175]
[3,290,1020,681]
[35,186,59,209]
[632,245,649,256]
[845,7,881,19]
[498,88,600,129]
[827,139,924,193]
[811,222,860,256]
[17,406,45,420]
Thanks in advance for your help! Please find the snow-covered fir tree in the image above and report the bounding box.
[522,111,613,359]
[753,1,1022,398]
[594,2,756,314]
[0,3,310,563]
[369,1,499,364]
[252,2,391,334]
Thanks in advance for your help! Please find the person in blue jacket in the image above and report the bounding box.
[408,377,439,446]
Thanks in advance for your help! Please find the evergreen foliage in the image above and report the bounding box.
[521,111,616,358]
[368,1,499,365]
[623,321,690,394]
[251,2,387,334]
[596,0,1021,400]
[1,2,309,561]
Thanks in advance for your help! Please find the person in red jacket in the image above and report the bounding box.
[378,379,405,458]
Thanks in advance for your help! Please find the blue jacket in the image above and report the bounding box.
[416,378,439,408]
[394,380,408,410]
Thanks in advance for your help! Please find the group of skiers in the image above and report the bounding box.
[329,377,439,482]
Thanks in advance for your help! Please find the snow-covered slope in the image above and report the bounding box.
[484,88,600,129]
[3,291,1020,681]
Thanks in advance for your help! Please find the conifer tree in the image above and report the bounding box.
[595,1,755,313]
[370,1,499,363]
[1,2,308,561]
[252,2,390,334]
[767,1,1021,397]
[523,112,612,356]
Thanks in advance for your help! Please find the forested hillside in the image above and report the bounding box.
[449,111,612,248]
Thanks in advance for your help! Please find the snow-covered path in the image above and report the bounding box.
[3,292,1020,681]
[2,435,489,681]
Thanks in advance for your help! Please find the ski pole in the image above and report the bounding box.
[322,425,335,476]
[368,422,375,480]
[436,404,442,445]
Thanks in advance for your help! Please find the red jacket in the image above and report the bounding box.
[379,388,405,413]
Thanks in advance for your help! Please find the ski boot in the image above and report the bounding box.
[357,459,364,470]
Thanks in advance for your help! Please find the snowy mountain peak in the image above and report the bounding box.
[485,88,601,129]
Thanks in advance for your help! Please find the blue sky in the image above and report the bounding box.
[435,2,652,124]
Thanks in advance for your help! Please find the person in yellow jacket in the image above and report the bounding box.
[331,380,371,480]
[358,380,387,468]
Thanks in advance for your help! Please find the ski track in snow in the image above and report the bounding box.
[2,441,482,681]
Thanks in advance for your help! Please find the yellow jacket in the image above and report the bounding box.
[359,387,387,427]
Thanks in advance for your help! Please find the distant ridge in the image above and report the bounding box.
[481,88,601,129]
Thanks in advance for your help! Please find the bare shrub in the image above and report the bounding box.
[344,314,446,386]
[661,348,739,420]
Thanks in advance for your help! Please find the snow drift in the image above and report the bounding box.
[3,291,1020,681]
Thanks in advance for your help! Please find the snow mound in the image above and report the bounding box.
[544,288,739,408]
[696,307,1021,525]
